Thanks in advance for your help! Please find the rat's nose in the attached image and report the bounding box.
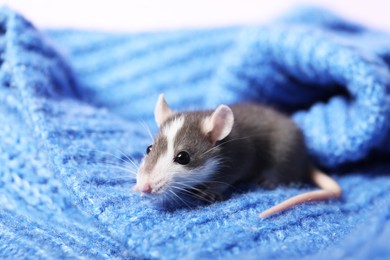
[141,183,152,194]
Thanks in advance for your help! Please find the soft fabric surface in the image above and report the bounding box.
[1,6,390,259]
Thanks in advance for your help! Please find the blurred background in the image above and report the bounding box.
[2,0,390,32]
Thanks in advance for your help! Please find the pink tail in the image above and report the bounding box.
[259,169,342,218]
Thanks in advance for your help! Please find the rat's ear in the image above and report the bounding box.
[203,105,234,144]
[155,94,174,127]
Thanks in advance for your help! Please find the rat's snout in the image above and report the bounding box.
[133,181,153,194]
[136,167,155,194]
[140,183,152,194]
[136,165,169,195]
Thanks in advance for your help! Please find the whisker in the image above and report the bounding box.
[171,183,210,200]
[168,189,192,209]
[80,169,135,186]
[201,134,264,156]
[114,147,140,170]
[164,192,179,208]
[178,179,232,188]
[172,185,214,204]
[107,176,135,181]
[176,171,243,193]
[97,178,136,186]
[77,147,138,170]
[139,120,154,142]
[83,148,142,178]
[105,164,137,176]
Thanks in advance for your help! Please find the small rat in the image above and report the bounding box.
[133,94,342,218]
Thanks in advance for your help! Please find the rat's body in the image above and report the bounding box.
[134,94,341,218]
[206,104,312,188]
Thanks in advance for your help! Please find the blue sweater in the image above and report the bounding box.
[1,6,390,259]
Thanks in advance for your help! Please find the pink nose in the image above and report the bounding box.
[141,184,152,194]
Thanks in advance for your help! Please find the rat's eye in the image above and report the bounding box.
[174,151,190,165]
[146,145,153,155]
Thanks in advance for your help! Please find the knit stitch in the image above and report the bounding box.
[1,6,390,259]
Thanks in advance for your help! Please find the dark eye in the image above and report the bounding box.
[146,145,153,155]
[174,151,190,165]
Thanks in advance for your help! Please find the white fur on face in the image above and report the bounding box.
[136,116,223,196]
[142,116,186,193]
[172,158,221,187]
[163,116,185,163]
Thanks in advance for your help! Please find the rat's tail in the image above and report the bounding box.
[259,169,342,218]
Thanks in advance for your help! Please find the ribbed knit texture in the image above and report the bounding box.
[1,6,390,259]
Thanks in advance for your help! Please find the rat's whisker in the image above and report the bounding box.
[78,147,139,172]
[168,189,192,209]
[105,164,137,177]
[172,182,207,195]
[201,135,261,156]
[171,184,213,203]
[114,147,140,170]
[172,182,216,202]
[139,120,154,142]
[108,176,135,181]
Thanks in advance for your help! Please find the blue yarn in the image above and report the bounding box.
[1,5,390,259]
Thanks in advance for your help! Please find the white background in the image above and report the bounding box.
[2,0,390,32]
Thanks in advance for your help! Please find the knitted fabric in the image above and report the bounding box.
[1,6,390,259]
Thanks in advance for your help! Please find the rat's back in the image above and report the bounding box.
[221,104,312,187]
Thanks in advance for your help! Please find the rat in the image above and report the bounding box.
[133,94,342,218]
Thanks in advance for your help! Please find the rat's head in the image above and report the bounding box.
[134,94,234,203]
